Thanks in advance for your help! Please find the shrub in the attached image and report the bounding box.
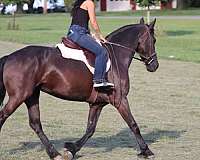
[64,0,73,12]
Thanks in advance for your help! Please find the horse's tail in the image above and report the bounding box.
[0,56,8,107]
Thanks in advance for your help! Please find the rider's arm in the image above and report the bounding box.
[86,0,107,42]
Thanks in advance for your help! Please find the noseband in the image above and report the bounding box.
[106,42,156,65]
[134,52,156,65]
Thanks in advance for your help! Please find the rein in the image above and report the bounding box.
[103,29,156,108]
[103,43,122,108]
[106,41,155,65]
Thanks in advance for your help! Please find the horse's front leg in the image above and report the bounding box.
[116,97,154,158]
[64,104,104,159]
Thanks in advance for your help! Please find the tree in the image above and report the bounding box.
[136,0,168,24]
[64,0,73,12]
[176,0,190,9]
[190,0,200,7]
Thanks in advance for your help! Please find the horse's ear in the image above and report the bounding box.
[149,18,156,29]
[139,17,145,24]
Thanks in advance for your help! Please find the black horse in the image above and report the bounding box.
[0,18,159,160]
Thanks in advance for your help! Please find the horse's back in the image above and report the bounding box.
[3,45,93,101]
[5,45,56,61]
[4,45,55,79]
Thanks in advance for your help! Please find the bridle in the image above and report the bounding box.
[135,52,157,65]
[104,41,156,108]
[103,27,156,109]
[106,41,156,66]
[106,29,156,66]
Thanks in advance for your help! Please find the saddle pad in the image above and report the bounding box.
[56,43,111,74]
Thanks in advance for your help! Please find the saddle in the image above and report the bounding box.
[59,37,112,103]
[62,37,95,67]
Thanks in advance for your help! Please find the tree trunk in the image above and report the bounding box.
[17,3,23,13]
[43,0,47,14]
[28,0,35,13]
[13,12,16,29]
[147,6,150,25]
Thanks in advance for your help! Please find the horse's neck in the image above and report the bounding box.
[106,25,141,69]
[107,25,140,49]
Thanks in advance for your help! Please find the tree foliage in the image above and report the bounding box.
[135,0,168,24]
[64,0,74,12]
[1,0,30,5]
[136,0,156,7]
[136,0,168,8]
[137,0,176,8]
[176,0,189,9]
[175,0,200,9]
[190,0,200,7]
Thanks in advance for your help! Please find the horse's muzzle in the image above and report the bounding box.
[146,55,159,72]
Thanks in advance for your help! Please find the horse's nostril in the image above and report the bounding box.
[146,60,159,72]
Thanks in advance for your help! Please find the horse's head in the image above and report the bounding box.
[135,18,159,72]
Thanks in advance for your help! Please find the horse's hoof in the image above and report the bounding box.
[64,142,76,156]
[53,155,63,160]
[64,149,73,160]
[137,149,154,159]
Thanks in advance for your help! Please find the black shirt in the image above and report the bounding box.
[71,7,90,30]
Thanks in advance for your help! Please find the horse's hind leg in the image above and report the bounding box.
[0,96,24,132]
[25,90,62,160]
[116,97,154,158]
[64,103,104,159]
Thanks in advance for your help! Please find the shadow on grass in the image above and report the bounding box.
[166,30,194,36]
[8,128,186,156]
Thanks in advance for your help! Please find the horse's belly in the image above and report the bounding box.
[41,87,88,102]
[40,71,93,102]
[40,56,94,102]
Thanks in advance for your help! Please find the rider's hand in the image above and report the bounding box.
[99,34,107,43]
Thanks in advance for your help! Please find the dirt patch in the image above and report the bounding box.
[0,41,199,160]
[0,41,26,56]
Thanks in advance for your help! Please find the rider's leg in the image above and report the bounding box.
[67,26,114,87]
[77,34,114,87]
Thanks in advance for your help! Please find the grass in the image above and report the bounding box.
[0,10,200,160]
[97,8,200,16]
[0,12,200,63]
[0,57,199,160]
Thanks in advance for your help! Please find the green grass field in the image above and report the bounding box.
[0,11,200,160]
[0,56,199,160]
[0,12,200,63]
[97,8,200,16]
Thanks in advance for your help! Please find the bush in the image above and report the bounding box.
[64,0,73,12]
[190,0,200,7]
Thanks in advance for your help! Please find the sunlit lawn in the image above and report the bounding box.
[0,13,200,62]
[0,11,200,160]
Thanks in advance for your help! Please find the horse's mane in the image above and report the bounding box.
[106,24,143,40]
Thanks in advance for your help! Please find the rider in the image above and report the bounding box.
[67,0,114,88]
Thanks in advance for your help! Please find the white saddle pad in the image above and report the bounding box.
[56,43,111,74]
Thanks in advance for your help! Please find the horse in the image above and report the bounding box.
[0,18,159,160]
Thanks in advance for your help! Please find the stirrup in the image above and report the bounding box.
[93,82,114,88]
